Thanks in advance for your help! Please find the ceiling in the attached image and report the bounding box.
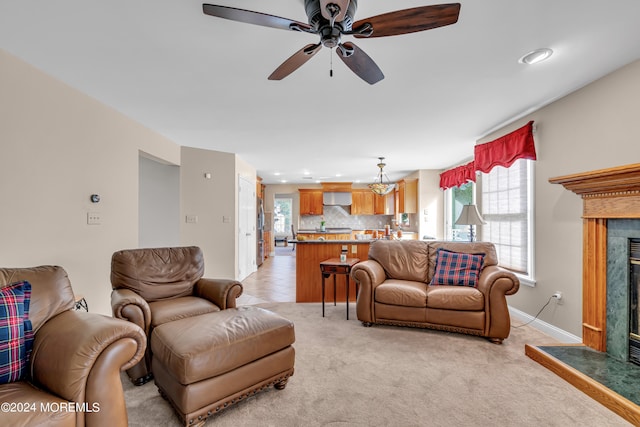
[2,1,640,185]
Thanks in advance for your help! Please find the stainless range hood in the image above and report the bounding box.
[323,191,352,206]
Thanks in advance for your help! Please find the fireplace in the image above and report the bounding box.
[549,162,640,353]
[529,164,640,424]
[630,239,640,365]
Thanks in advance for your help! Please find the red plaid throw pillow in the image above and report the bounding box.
[430,248,484,287]
[0,281,34,384]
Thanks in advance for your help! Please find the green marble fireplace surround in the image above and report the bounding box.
[607,219,640,361]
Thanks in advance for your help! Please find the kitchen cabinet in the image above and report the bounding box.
[397,179,417,214]
[295,241,372,303]
[374,192,394,215]
[299,189,323,215]
[351,189,375,215]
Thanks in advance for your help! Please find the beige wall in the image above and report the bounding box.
[478,59,640,337]
[418,170,445,240]
[180,147,237,279]
[0,50,180,316]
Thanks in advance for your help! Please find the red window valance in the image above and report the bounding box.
[439,161,476,190]
[474,120,536,174]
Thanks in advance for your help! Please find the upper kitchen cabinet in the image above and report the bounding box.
[299,189,323,215]
[397,179,418,214]
[374,191,394,215]
[351,189,375,215]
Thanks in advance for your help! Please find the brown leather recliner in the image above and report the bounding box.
[0,266,146,427]
[110,246,243,385]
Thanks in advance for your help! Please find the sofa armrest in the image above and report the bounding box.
[350,260,387,324]
[111,288,151,335]
[30,310,146,426]
[477,265,520,296]
[195,278,243,309]
[477,265,520,340]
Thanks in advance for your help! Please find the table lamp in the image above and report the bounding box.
[455,204,486,242]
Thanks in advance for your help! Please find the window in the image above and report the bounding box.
[480,158,534,280]
[445,182,475,241]
[274,198,293,235]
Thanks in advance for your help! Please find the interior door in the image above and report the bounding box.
[238,176,256,280]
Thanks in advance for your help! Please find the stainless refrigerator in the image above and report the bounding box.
[257,198,265,266]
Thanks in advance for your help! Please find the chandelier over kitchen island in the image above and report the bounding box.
[369,157,396,196]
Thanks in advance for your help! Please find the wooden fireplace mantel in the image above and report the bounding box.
[549,163,640,218]
[549,163,640,351]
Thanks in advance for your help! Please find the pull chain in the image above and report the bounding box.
[330,49,333,77]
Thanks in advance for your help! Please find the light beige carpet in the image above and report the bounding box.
[123,302,632,426]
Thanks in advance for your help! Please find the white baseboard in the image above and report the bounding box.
[509,306,581,344]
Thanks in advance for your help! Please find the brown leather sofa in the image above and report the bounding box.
[110,246,243,385]
[351,240,520,343]
[0,266,146,427]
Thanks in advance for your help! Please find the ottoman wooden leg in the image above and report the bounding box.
[274,377,289,390]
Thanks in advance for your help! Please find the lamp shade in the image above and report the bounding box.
[455,204,486,226]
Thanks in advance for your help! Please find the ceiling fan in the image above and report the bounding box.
[202,1,461,85]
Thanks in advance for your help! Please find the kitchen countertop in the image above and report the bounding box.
[292,239,371,244]
[297,229,352,234]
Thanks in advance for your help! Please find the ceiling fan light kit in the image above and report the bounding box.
[202,1,461,85]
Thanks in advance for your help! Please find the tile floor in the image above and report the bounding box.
[237,253,296,305]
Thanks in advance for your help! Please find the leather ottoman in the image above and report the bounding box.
[151,306,295,427]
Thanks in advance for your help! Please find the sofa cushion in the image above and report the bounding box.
[375,280,427,307]
[368,240,430,283]
[426,285,484,311]
[0,381,76,426]
[0,281,34,384]
[149,296,221,328]
[430,249,484,287]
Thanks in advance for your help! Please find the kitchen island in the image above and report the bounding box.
[295,239,371,303]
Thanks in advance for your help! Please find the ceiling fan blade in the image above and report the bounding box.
[352,3,461,38]
[202,4,314,33]
[319,0,350,23]
[336,42,384,85]
[268,44,323,81]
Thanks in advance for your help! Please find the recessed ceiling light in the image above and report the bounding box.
[280,179,287,183]
[274,172,281,176]
[519,48,553,65]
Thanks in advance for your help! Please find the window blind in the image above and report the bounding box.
[481,159,530,274]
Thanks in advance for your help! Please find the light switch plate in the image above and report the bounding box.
[87,212,101,225]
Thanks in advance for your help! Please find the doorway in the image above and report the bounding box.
[238,176,256,280]
[138,153,180,247]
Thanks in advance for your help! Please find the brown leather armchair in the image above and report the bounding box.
[0,266,146,427]
[110,246,243,385]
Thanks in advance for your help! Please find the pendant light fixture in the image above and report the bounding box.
[369,157,396,196]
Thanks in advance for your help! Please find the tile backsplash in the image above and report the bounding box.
[299,205,396,230]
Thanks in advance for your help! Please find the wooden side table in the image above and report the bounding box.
[320,257,360,319]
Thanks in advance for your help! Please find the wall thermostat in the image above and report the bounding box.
[90,194,100,203]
